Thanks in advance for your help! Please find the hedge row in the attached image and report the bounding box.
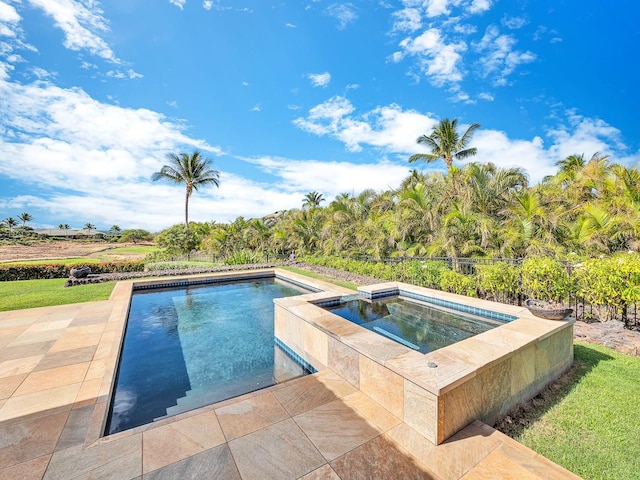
[0,261,145,281]
[301,254,640,321]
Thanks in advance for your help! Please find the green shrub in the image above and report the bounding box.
[224,250,264,265]
[574,254,640,320]
[521,257,574,303]
[475,262,522,301]
[145,261,218,271]
[439,270,477,297]
[0,261,144,281]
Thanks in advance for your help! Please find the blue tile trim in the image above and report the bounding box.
[133,273,316,292]
[360,288,399,300]
[313,299,341,307]
[399,289,518,322]
[274,337,318,373]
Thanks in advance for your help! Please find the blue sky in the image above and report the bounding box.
[0,0,638,232]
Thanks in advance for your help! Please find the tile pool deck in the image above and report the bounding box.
[0,270,581,479]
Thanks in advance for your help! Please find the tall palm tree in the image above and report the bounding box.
[110,225,121,239]
[302,191,325,210]
[152,151,221,226]
[84,223,95,237]
[18,212,33,228]
[409,118,481,170]
[3,217,17,236]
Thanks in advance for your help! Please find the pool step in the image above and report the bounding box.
[163,370,275,417]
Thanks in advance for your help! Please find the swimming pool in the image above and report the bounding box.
[322,295,504,353]
[106,277,313,434]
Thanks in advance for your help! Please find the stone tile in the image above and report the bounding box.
[294,398,382,461]
[343,391,401,433]
[0,454,51,480]
[273,371,356,417]
[403,380,438,444]
[359,355,404,418]
[495,443,582,480]
[142,411,225,474]
[343,329,410,363]
[0,410,68,469]
[299,464,340,480]
[386,421,503,480]
[14,362,90,397]
[0,355,44,379]
[459,450,540,480]
[0,374,26,400]
[327,336,359,387]
[0,341,55,363]
[34,346,96,372]
[48,327,103,353]
[143,444,240,480]
[478,360,511,424]
[509,344,536,399]
[69,315,108,327]
[74,378,102,405]
[330,434,440,480]
[0,383,81,422]
[440,375,483,442]
[23,320,73,333]
[44,433,141,480]
[228,418,325,480]
[8,329,65,348]
[215,391,289,441]
[55,405,94,451]
[303,323,329,366]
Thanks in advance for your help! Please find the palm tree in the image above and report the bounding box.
[152,151,221,226]
[302,191,325,210]
[18,212,33,228]
[409,118,481,170]
[58,223,70,237]
[109,225,121,240]
[3,217,17,236]
[84,223,95,236]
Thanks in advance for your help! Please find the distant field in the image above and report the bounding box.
[0,257,101,265]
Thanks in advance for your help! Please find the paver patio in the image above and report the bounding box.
[0,278,582,479]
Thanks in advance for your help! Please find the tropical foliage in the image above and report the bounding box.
[192,154,639,260]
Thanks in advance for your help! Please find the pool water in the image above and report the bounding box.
[106,278,312,434]
[323,296,502,354]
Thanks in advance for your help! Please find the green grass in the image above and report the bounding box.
[0,278,116,311]
[0,257,101,265]
[281,265,358,290]
[511,342,640,480]
[99,245,157,256]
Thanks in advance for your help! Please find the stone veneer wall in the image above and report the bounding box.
[274,295,574,445]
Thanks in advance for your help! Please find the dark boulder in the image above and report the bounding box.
[70,266,92,279]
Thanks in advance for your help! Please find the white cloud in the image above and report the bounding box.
[424,0,451,18]
[203,0,213,10]
[307,72,331,88]
[27,0,118,62]
[246,156,410,198]
[468,0,492,14]
[478,92,494,101]
[392,8,422,32]
[285,22,296,28]
[501,15,527,30]
[251,104,261,112]
[0,2,20,23]
[294,96,436,153]
[473,25,535,86]
[395,28,466,86]
[170,0,187,9]
[326,3,358,30]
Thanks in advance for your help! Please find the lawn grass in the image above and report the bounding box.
[0,278,116,311]
[99,245,157,256]
[281,265,358,290]
[510,342,640,480]
[0,257,101,265]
